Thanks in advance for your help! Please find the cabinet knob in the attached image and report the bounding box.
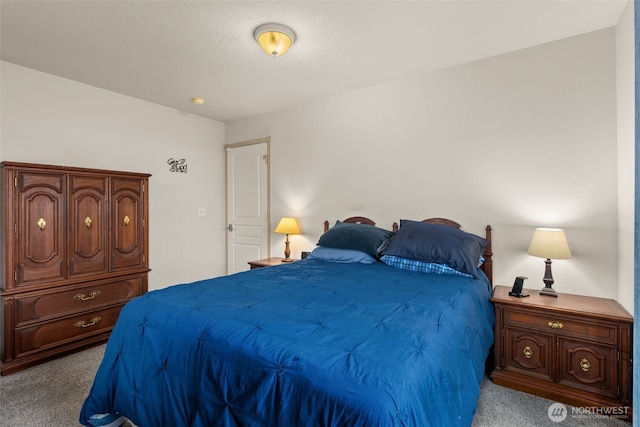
[84,216,92,228]
[123,215,130,226]
[580,358,591,372]
[548,321,564,329]
[37,218,46,230]
[523,346,533,359]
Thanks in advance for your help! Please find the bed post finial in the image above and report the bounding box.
[484,225,493,286]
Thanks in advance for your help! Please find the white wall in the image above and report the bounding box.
[226,29,622,302]
[615,1,635,313]
[0,61,227,291]
[2,26,630,307]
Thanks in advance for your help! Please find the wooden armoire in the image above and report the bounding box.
[0,162,150,375]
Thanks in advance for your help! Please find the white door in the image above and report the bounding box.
[226,139,270,274]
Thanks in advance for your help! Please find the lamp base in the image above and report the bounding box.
[282,238,292,262]
[540,285,558,297]
[539,258,558,297]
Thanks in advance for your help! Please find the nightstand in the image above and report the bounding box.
[491,285,632,413]
[248,257,289,269]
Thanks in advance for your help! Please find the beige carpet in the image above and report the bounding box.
[0,345,631,426]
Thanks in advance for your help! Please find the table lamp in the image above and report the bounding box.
[274,217,301,262]
[527,227,572,297]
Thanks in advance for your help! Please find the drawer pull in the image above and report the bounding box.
[74,316,101,328]
[74,290,101,301]
[523,346,533,359]
[580,358,591,372]
[548,321,564,329]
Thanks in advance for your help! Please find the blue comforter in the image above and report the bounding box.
[80,260,494,427]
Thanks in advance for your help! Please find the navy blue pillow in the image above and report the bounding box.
[317,221,393,258]
[382,219,488,278]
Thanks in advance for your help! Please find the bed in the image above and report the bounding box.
[80,217,495,427]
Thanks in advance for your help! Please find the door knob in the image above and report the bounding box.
[228,224,233,232]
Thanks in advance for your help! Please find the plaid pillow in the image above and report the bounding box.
[380,255,472,278]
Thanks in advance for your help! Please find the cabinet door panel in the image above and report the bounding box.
[69,175,108,276]
[559,339,618,399]
[111,178,145,271]
[504,328,555,382]
[17,171,66,286]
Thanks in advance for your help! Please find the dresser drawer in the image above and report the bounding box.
[13,277,144,326]
[503,308,618,345]
[13,305,124,357]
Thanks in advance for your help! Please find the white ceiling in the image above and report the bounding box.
[0,1,628,123]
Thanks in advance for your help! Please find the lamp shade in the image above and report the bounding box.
[527,228,572,260]
[274,217,301,235]
[254,24,296,57]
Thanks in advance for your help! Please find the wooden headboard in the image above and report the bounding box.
[323,216,493,286]
[323,216,376,231]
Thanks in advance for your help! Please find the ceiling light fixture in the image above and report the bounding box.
[254,23,296,57]
[191,97,205,105]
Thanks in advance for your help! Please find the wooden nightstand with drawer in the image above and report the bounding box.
[491,285,632,414]
[248,257,288,269]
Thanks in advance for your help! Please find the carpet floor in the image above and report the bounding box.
[0,345,631,426]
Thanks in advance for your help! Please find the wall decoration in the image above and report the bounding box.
[167,158,188,173]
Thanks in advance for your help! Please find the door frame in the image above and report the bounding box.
[224,136,271,273]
